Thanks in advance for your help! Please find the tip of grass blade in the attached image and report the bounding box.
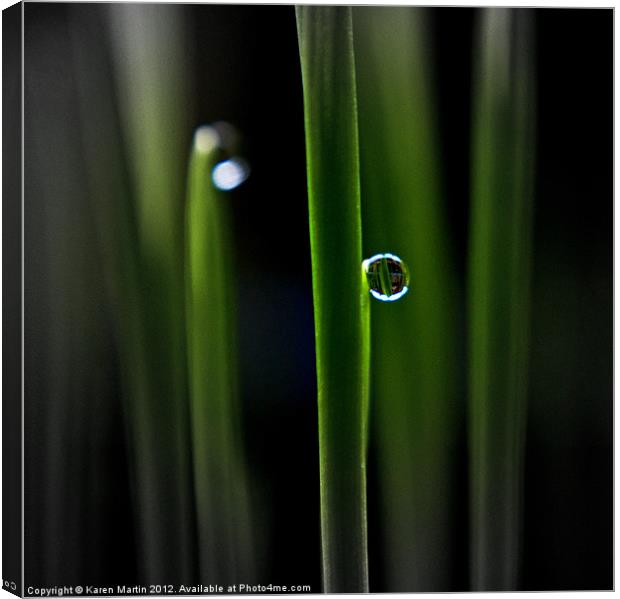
[194,125,221,155]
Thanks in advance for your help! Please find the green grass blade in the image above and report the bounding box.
[185,127,253,584]
[107,5,195,581]
[296,7,370,592]
[354,7,460,591]
[68,12,154,563]
[468,8,536,590]
[107,5,191,261]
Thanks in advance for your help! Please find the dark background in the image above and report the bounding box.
[20,4,612,592]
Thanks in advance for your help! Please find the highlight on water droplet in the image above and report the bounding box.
[362,253,410,302]
[211,157,250,191]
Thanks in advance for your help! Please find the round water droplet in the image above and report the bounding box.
[211,157,250,191]
[363,253,410,302]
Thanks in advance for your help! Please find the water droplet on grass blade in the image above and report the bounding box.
[212,157,250,191]
[363,253,410,302]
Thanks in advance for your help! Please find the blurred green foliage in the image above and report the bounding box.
[354,7,460,592]
[185,127,253,584]
[468,8,535,590]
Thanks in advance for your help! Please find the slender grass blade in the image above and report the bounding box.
[106,5,195,580]
[468,8,536,590]
[354,7,460,591]
[296,7,370,592]
[185,127,254,584]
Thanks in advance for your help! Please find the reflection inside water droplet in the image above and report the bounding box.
[211,157,250,191]
[363,253,410,302]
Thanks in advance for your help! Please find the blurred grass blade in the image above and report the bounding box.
[185,127,254,583]
[354,8,460,591]
[26,9,130,579]
[107,5,195,581]
[469,8,536,590]
[68,10,152,561]
[296,7,370,592]
[107,4,191,260]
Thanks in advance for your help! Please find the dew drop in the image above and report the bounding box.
[363,253,410,302]
[211,157,250,191]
